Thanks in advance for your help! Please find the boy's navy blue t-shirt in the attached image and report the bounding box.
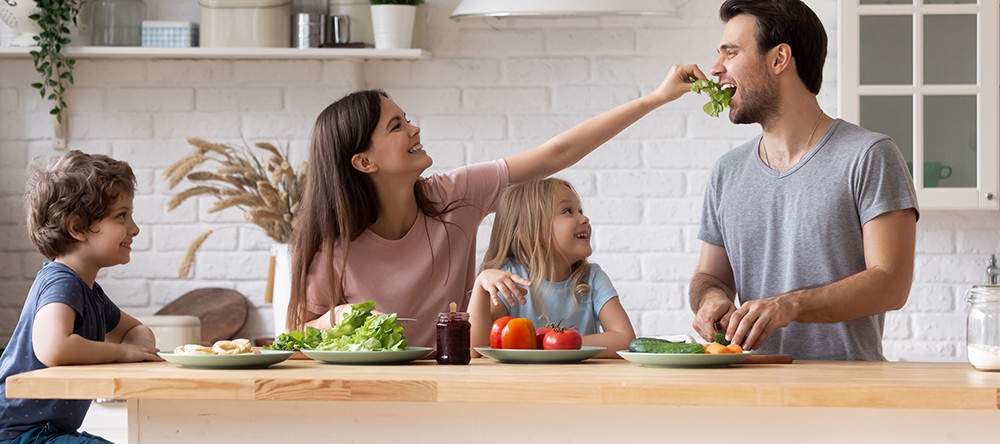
[0,262,121,440]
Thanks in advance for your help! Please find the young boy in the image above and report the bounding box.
[0,151,162,443]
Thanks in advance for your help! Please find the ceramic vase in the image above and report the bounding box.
[267,243,292,336]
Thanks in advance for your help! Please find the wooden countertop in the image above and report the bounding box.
[7,359,1000,410]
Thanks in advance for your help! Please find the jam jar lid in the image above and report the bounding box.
[966,285,1000,303]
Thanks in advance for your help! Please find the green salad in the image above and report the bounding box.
[690,78,734,118]
[268,301,407,352]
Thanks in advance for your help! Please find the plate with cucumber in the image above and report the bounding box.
[617,337,751,368]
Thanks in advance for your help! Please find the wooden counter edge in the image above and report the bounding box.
[6,361,1000,410]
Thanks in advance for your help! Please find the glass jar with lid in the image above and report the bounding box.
[92,0,146,46]
[965,285,1000,371]
[435,311,470,365]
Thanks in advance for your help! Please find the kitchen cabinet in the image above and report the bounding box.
[839,0,999,209]
[6,359,1000,443]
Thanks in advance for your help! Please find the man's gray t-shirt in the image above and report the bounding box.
[697,119,918,361]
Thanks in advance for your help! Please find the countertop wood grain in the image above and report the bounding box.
[7,359,999,410]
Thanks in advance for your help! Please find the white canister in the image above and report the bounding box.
[136,315,201,351]
[198,0,291,48]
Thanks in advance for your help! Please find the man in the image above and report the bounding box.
[689,0,918,361]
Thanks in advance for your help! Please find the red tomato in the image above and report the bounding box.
[490,316,513,349]
[535,326,554,349]
[542,328,582,350]
[500,318,537,349]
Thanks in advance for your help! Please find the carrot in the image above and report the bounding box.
[726,343,743,353]
[705,342,728,354]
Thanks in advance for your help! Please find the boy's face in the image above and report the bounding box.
[82,194,139,267]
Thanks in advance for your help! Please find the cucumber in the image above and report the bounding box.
[628,337,705,354]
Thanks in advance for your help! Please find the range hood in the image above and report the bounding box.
[450,0,677,19]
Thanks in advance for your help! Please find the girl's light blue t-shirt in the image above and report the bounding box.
[498,260,618,334]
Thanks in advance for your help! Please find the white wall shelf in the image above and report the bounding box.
[1,46,431,148]
[0,46,431,60]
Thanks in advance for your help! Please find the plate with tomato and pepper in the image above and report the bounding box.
[477,317,604,364]
[474,346,605,364]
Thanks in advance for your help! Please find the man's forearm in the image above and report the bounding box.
[782,266,910,323]
[689,272,736,313]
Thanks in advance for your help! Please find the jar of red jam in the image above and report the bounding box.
[436,312,471,365]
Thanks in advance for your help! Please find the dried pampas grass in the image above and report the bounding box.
[164,138,307,278]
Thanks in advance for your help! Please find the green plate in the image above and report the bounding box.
[300,347,433,365]
[617,350,752,368]
[158,350,294,369]
[474,346,605,364]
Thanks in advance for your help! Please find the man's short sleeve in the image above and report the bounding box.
[854,138,920,225]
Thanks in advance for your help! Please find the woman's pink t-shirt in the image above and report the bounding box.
[305,160,509,347]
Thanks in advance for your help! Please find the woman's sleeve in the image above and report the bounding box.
[424,159,510,218]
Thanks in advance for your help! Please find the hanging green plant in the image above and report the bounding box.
[28,0,81,124]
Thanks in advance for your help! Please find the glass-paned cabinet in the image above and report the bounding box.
[840,0,998,209]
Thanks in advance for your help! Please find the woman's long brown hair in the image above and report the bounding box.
[287,90,459,331]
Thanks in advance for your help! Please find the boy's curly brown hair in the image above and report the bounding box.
[25,151,136,260]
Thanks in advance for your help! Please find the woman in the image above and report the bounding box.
[287,64,704,347]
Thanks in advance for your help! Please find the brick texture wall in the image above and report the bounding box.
[1,0,997,361]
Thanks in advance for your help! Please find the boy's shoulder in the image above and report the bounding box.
[35,261,80,282]
[31,262,86,300]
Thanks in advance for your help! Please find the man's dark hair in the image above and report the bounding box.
[721,0,828,94]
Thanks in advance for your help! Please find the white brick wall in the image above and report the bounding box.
[1,0,998,362]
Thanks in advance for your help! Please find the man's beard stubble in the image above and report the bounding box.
[728,78,781,126]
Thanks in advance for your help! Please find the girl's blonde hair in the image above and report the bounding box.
[481,178,590,321]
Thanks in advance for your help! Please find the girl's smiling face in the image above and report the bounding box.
[362,97,431,177]
[550,184,592,270]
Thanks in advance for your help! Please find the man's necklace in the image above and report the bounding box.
[761,111,825,171]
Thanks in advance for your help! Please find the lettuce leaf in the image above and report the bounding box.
[690,78,733,118]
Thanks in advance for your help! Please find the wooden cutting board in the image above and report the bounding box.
[740,354,794,364]
[155,288,248,344]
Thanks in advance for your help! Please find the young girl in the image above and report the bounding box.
[469,179,635,358]
[287,64,704,347]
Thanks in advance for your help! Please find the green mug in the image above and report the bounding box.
[906,162,952,187]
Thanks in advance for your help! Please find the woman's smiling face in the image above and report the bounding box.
[364,97,432,176]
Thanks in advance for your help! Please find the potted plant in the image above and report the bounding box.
[369,0,423,49]
[0,0,82,124]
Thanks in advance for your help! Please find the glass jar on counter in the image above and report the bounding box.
[436,311,470,365]
[966,285,1000,371]
[92,0,145,46]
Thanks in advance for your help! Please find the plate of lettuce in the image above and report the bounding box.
[268,301,426,364]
